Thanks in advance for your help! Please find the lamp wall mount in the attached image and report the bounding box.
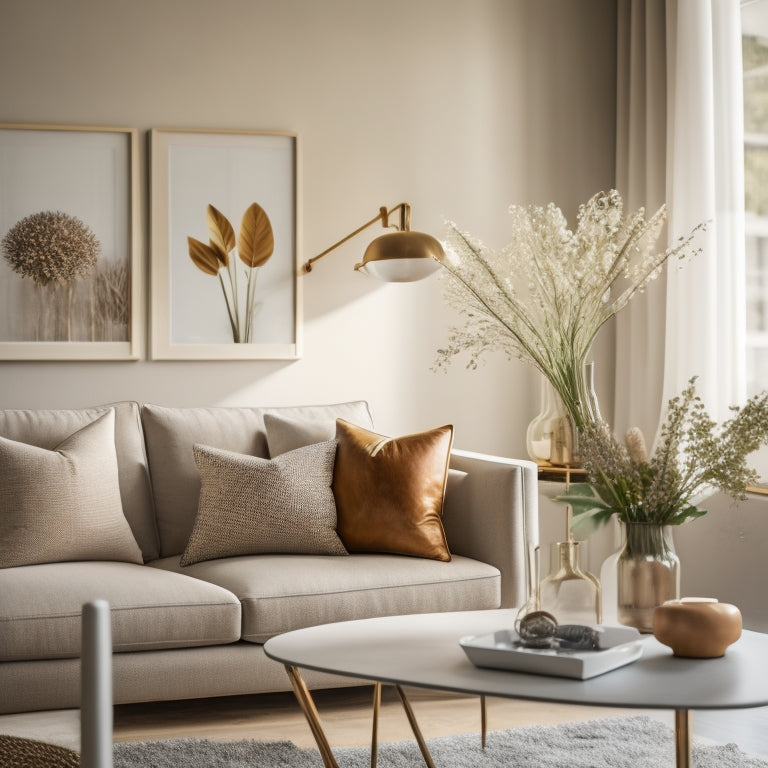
[302,202,443,283]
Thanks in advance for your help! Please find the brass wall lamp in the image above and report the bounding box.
[302,202,444,282]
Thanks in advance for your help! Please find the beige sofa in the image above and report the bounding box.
[0,400,538,715]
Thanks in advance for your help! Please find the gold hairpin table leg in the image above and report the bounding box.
[675,709,691,768]
[480,695,487,749]
[371,682,381,768]
[284,665,340,768]
[395,685,437,768]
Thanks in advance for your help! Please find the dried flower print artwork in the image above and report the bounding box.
[188,203,274,343]
[555,378,768,531]
[435,190,705,430]
[2,210,99,285]
[1,210,127,343]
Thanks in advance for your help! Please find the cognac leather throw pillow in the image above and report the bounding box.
[0,409,144,568]
[332,419,454,562]
[181,439,348,566]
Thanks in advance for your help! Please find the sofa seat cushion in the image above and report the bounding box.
[0,562,241,662]
[149,553,500,643]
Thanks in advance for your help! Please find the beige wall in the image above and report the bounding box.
[3,0,766,634]
[0,0,617,458]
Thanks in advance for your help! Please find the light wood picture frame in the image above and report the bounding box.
[0,124,141,360]
[149,129,301,360]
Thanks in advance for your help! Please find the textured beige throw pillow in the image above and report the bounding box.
[0,410,144,568]
[181,440,347,566]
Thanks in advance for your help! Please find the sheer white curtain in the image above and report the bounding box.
[663,0,746,422]
[613,0,746,442]
[613,0,668,444]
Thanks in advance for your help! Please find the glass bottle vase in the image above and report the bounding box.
[526,361,601,468]
[539,540,602,626]
[526,377,558,465]
[617,522,680,633]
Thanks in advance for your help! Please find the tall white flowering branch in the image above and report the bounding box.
[435,190,705,429]
[556,378,768,529]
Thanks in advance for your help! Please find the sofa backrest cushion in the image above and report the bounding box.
[0,402,158,561]
[0,410,144,568]
[141,401,373,557]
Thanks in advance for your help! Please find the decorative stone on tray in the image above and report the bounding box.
[515,610,601,651]
[460,622,645,680]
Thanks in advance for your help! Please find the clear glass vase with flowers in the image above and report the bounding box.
[555,378,768,630]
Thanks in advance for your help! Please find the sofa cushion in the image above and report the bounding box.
[0,561,241,661]
[0,410,143,568]
[333,420,454,562]
[0,402,158,561]
[150,553,500,643]
[180,440,347,566]
[264,412,338,457]
[141,401,373,557]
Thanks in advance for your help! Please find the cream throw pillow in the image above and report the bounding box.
[181,440,347,566]
[0,410,143,568]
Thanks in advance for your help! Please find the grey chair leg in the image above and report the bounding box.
[81,600,113,768]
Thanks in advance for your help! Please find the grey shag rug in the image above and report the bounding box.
[112,715,768,768]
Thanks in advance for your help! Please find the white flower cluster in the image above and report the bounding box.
[435,190,704,427]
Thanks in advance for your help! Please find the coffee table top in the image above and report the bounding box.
[264,609,768,711]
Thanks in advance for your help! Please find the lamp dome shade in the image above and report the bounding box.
[356,231,444,282]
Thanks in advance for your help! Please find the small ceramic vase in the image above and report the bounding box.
[652,598,742,658]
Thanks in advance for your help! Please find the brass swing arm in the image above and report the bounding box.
[302,203,411,274]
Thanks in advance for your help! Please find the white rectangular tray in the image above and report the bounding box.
[460,625,645,680]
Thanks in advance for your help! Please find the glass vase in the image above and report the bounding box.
[526,377,558,465]
[539,540,602,626]
[617,522,680,633]
[526,361,601,468]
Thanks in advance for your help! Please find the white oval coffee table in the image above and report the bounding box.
[264,609,768,768]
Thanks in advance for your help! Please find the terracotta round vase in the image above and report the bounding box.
[653,598,742,658]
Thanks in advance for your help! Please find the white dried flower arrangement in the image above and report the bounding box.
[435,190,705,430]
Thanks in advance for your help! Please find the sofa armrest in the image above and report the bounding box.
[443,450,539,609]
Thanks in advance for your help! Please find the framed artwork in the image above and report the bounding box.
[0,124,140,360]
[150,129,301,360]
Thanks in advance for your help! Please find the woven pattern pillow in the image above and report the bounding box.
[332,419,454,562]
[181,440,347,566]
[0,410,143,568]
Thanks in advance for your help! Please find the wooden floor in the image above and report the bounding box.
[112,687,768,758]
[113,686,645,746]
[1,685,766,758]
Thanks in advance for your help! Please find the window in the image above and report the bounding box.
[743,5,768,398]
[743,1,768,486]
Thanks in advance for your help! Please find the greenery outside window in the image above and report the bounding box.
[743,15,768,490]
